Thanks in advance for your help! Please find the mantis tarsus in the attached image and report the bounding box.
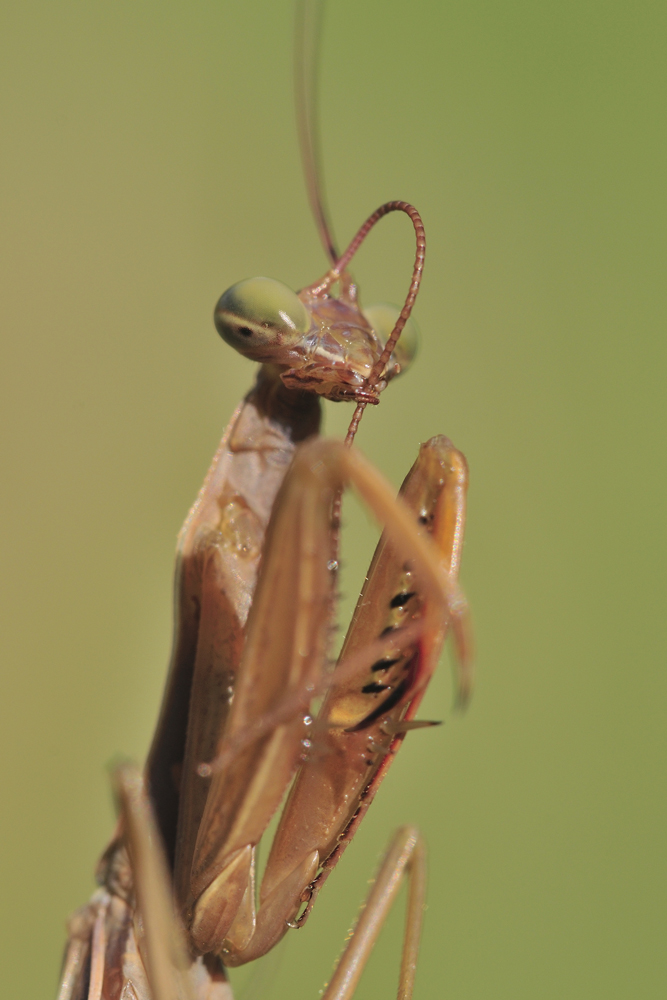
[57,3,471,998]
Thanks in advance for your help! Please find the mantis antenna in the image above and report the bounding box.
[294,4,426,446]
[294,0,339,265]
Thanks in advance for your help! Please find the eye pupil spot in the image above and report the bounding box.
[238,326,253,337]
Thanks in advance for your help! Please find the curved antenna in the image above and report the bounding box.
[335,202,425,378]
[294,0,339,265]
[334,201,426,445]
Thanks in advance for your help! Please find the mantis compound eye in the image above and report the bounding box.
[363,303,419,377]
[214,276,311,362]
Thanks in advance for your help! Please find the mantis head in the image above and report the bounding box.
[214,274,418,405]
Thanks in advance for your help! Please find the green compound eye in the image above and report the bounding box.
[214,277,311,360]
[363,303,419,376]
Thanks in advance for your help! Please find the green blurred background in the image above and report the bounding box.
[1,1,665,996]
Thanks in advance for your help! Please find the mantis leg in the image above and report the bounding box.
[62,772,426,1000]
[57,870,151,1000]
[322,825,427,1000]
[114,764,201,1000]
[58,765,231,1000]
[58,433,467,998]
[185,436,468,964]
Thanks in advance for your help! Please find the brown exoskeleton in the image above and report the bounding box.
[57,3,471,998]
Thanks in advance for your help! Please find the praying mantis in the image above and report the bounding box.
[57,2,471,998]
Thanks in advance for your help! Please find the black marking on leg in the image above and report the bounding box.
[389,591,416,609]
[371,656,402,673]
[362,681,390,694]
[345,677,411,732]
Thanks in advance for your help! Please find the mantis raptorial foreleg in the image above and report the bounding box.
[174,434,468,967]
[274,435,469,934]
